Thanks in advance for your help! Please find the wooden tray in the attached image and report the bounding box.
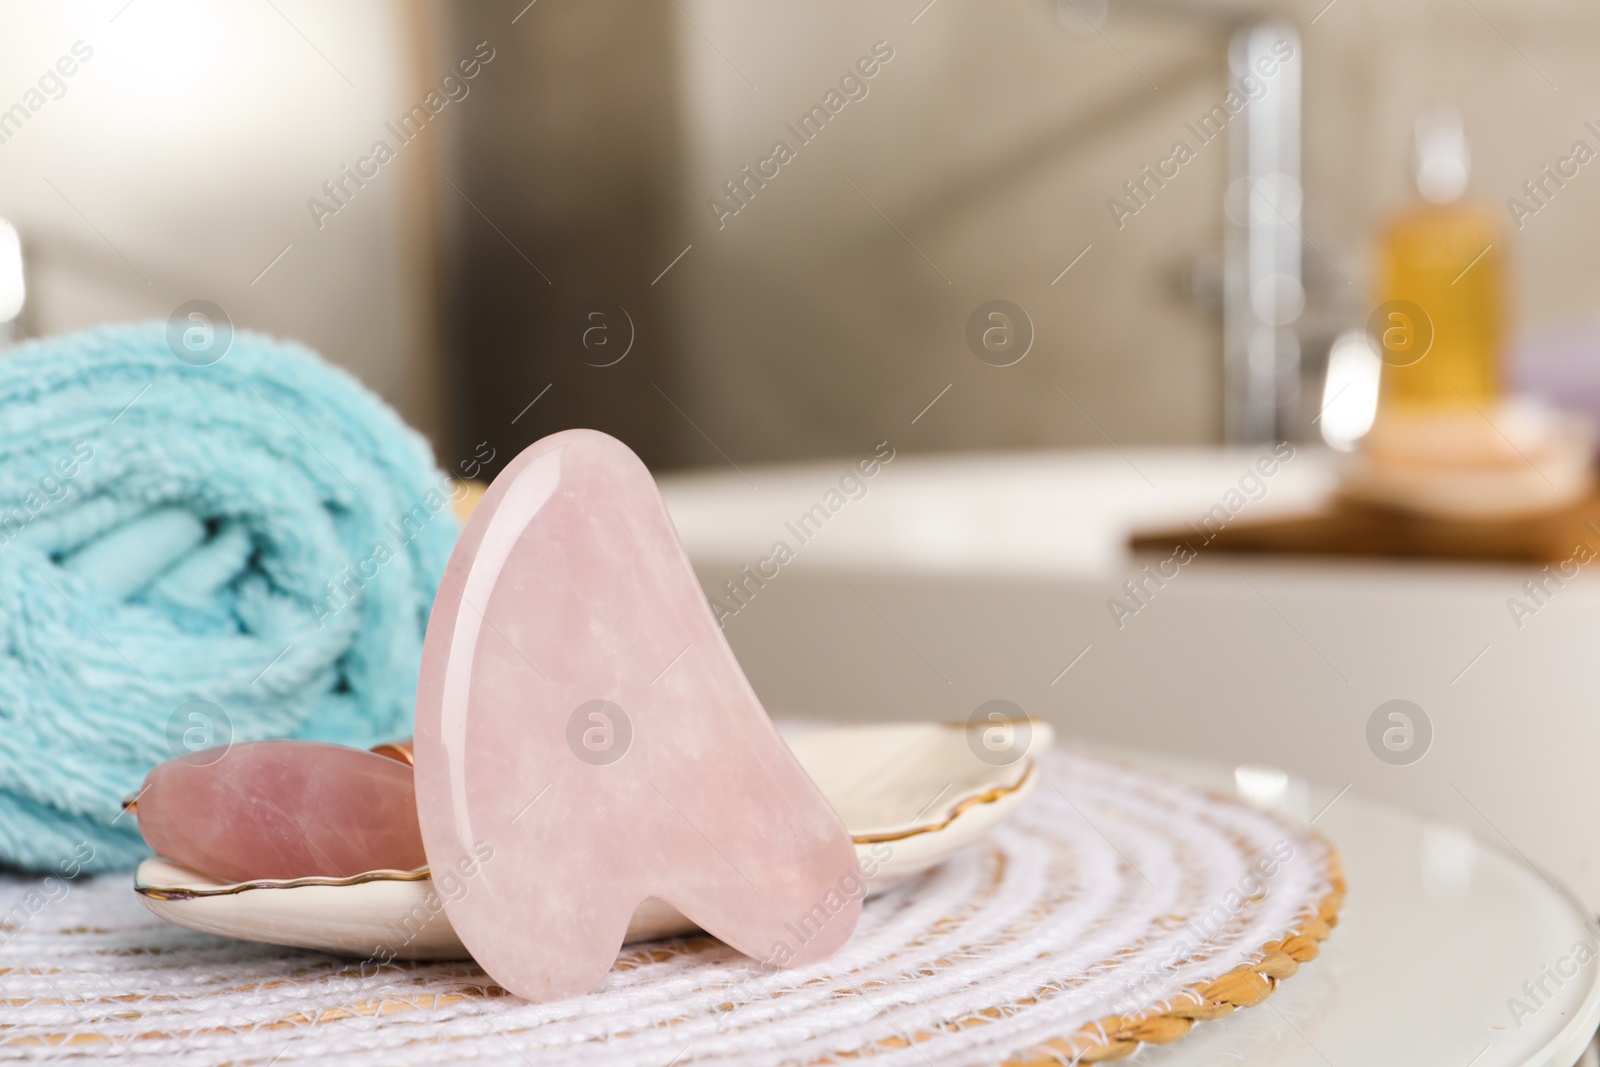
[1131,493,1600,564]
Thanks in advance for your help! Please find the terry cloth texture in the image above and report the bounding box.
[0,323,457,872]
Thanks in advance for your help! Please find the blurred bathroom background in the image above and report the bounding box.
[4,0,1596,474]
[22,0,1600,917]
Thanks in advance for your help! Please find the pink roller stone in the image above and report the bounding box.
[136,740,426,882]
[414,429,861,1002]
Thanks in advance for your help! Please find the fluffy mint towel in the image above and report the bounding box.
[0,324,458,872]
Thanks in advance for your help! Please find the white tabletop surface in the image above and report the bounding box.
[659,445,1342,579]
[1068,743,1600,1067]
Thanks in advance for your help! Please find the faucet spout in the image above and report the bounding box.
[1222,20,1303,443]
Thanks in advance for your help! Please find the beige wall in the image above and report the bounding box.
[663,0,1600,463]
[0,0,444,441]
[672,0,1225,462]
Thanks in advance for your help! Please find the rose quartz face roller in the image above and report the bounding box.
[413,429,861,1002]
[134,740,425,883]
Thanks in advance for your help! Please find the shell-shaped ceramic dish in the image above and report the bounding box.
[135,721,1049,959]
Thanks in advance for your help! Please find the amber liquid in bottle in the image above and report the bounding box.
[1376,201,1503,412]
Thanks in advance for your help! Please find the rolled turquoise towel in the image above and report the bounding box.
[0,324,459,872]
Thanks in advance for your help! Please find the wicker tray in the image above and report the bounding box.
[0,747,1342,1065]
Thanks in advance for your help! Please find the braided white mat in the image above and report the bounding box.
[0,748,1339,1065]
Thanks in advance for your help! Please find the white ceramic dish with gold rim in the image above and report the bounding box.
[134,720,1049,959]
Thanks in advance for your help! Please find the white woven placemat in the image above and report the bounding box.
[0,748,1341,1065]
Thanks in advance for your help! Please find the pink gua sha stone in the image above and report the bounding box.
[136,740,426,882]
[414,429,861,1002]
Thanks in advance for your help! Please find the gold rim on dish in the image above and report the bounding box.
[135,867,432,901]
[850,762,1033,844]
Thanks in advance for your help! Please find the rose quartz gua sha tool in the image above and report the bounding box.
[413,429,861,1002]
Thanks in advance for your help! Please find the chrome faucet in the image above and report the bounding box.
[1062,2,1305,442]
[1222,19,1303,443]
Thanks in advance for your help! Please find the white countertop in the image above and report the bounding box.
[660,445,1340,578]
